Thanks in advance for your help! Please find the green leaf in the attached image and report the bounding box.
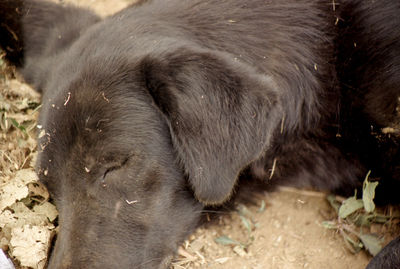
[362,171,378,213]
[343,233,363,254]
[214,236,241,246]
[371,214,392,224]
[359,233,383,256]
[258,200,266,213]
[321,221,338,229]
[8,117,28,136]
[326,195,341,213]
[338,196,364,219]
[237,204,252,217]
[354,214,374,227]
[239,215,252,233]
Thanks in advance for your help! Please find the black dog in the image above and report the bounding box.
[0,0,399,268]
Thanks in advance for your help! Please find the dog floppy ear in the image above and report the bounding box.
[140,49,281,205]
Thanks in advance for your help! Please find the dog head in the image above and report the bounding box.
[35,46,278,267]
[3,1,279,267]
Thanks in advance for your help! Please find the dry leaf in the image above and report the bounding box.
[214,257,230,264]
[28,182,50,202]
[6,79,40,100]
[10,225,53,269]
[233,245,247,257]
[10,202,49,227]
[0,169,38,211]
[0,210,17,229]
[33,202,58,222]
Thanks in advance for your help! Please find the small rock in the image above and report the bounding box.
[233,245,247,257]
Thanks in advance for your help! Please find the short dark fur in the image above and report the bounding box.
[336,0,400,206]
[366,236,400,269]
[336,1,400,267]
[0,0,399,268]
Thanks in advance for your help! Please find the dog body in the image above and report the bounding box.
[0,0,399,268]
[336,0,400,205]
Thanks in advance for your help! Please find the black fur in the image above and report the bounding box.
[0,0,399,268]
[337,1,400,268]
[336,0,400,206]
[366,237,400,269]
[0,0,24,65]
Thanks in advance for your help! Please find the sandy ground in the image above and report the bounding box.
[173,189,374,269]
[1,0,399,268]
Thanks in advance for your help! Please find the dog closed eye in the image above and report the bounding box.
[101,155,132,181]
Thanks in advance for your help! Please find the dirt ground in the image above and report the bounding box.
[175,188,373,269]
[0,0,399,268]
